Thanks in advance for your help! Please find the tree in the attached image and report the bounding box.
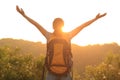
[84,53,120,80]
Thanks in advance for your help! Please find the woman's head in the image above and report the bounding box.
[53,18,64,30]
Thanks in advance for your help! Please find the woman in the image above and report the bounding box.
[16,5,106,80]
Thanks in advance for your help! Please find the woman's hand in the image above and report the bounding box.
[95,13,107,19]
[16,5,25,16]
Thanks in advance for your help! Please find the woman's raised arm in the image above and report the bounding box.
[69,13,107,38]
[16,5,49,37]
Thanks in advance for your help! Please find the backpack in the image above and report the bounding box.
[45,37,73,75]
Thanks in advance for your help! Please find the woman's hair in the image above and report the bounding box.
[53,18,64,29]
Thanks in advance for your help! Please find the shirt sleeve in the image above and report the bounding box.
[67,32,75,40]
[44,31,52,40]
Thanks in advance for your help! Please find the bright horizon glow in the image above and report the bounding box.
[0,0,120,46]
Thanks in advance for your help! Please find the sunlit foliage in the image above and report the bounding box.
[84,53,120,80]
[0,46,44,80]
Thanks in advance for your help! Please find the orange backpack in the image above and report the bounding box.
[45,37,73,75]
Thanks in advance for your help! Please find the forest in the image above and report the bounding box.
[0,38,120,80]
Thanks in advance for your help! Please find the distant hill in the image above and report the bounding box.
[0,38,46,56]
[0,38,120,74]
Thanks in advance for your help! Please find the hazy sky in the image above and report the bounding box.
[0,0,120,46]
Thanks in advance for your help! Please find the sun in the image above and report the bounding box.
[62,26,71,32]
[62,27,66,32]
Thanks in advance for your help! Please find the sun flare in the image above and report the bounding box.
[62,27,67,32]
[62,26,72,32]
